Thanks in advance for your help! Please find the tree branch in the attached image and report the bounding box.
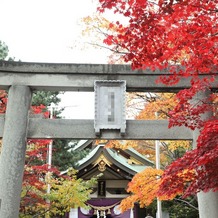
[174,198,198,211]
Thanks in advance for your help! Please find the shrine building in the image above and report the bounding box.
[67,140,153,218]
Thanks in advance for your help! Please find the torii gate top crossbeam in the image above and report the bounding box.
[0,61,217,92]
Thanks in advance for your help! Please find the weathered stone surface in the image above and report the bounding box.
[0,85,31,218]
[0,61,217,92]
[26,119,192,140]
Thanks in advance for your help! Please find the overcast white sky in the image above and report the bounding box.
[0,0,114,118]
[0,0,111,63]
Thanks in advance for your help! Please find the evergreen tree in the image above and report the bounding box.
[0,40,15,61]
[0,41,9,60]
[52,140,90,171]
[32,91,62,107]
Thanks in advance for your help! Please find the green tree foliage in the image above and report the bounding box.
[47,168,100,217]
[52,140,91,171]
[32,91,62,107]
[0,41,9,60]
[145,197,198,218]
[0,40,15,61]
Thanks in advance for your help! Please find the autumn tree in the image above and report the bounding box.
[97,0,218,201]
[47,168,100,217]
[19,105,98,217]
[82,14,127,64]
[84,16,199,213]
[20,96,96,217]
[96,0,217,127]
[21,137,98,217]
[20,138,57,217]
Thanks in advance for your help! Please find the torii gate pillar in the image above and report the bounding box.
[193,90,218,218]
[0,85,32,218]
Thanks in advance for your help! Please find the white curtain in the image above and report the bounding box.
[130,208,134,218]
[69,208,78,218]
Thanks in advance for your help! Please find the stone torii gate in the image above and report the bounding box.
[0,61,217,218]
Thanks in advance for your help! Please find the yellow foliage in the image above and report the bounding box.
[94,139,108,145]
[167,140,191,152]
[136,93,177,120]
[120,167,195,211]
[82,15,119,36]
[104,140,138,150]
[212,93,218,117]
[47,168,100,214]
[120,168,164,212]
[81,14,120,51]
[119,195,138,212]
[21,168,100,217]
[177,169,196,183]
[81,14,127,64]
